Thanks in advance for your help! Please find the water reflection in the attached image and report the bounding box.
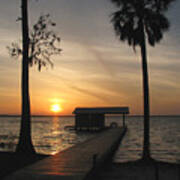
[52,116,60,135]
[0,116,179,163]
[113,116,180,163]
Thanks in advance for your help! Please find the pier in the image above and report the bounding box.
[4,127,127,180]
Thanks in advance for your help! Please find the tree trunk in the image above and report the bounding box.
[140,20,151,160]
[16,0,35,154]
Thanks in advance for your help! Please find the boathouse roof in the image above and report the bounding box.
[73,107,129,114]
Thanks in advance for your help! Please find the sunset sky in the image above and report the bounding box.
[0,0,180,115]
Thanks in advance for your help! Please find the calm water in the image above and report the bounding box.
[0,116,179,163]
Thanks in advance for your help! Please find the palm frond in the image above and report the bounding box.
[110,0,174,48]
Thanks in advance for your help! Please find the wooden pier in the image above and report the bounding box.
[4,127,127,180]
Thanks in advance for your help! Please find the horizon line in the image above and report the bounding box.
[0,114,180,117]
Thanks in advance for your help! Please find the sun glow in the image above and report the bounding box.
[50,104,62,113]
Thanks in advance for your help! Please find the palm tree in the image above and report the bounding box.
[110,0,174,160]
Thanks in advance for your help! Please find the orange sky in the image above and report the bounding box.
[0,0,180,115]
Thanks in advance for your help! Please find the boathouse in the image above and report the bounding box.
[73,107,129,131]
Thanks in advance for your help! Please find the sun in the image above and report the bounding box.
[50,104,62,113]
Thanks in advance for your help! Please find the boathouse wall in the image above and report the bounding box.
[73,107,129,131]
[75,114,105,130]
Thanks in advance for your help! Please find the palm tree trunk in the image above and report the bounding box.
[16,0,35,154]
[140,20,151,160]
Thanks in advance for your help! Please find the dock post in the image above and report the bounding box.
[123,113,125,127]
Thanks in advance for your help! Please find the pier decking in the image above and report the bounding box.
[4,127,127,180]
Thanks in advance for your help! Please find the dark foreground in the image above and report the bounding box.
[0,152,48,179]
[93,159,180,180]
[0,152,180,180]
[0,153,179,180]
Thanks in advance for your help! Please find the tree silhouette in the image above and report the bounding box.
[8,0,61,155]
[110,0,174,160]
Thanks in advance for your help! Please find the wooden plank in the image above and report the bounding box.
[4,127,127,180]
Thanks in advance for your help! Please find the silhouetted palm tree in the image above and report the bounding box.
[110,0,174,160]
